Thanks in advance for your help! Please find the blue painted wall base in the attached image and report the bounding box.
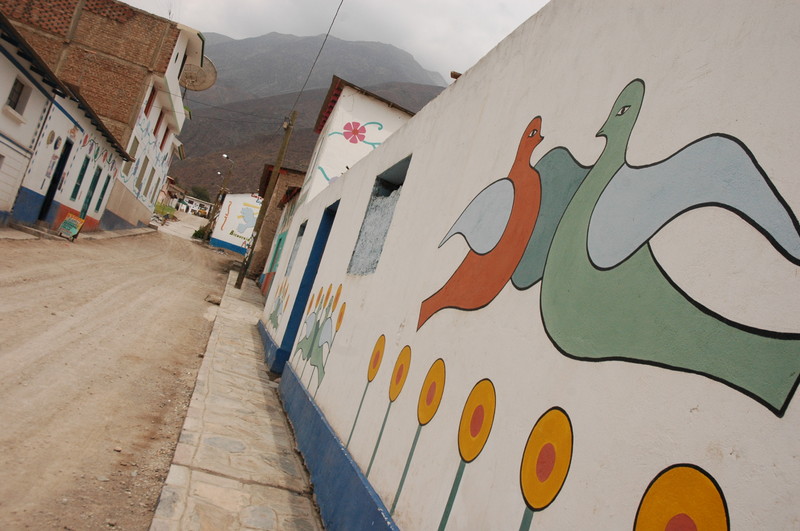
[279,364,398,531]
[258,319,289,373]
[209,237,247,255]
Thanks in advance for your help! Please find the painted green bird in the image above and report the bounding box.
[540,79,800,416]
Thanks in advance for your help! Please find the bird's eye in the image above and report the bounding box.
[528,128,538,138]
[616,105,630,116]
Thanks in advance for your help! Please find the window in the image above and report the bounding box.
[95,174,112,212]
[144,87,157,117]
[347,156,410,275]
[285,222,306,276]
[122,137,139,175]
[6,78,30,115]
[143,167,156,197]
[70,157,91,201]
[159,128,171,151]
[135,156,149,191]
[153,111,164,136]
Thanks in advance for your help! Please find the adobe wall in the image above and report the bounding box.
[265,0,800,528]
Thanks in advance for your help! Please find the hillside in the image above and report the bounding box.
[169,32,446,194]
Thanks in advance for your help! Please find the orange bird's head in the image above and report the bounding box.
[515,115,544,165]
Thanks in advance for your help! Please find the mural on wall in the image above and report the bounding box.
[346,334,386,448]
[418,116,590,328]
[267,278,291,330]
[438,378,496,531]
[390,358,446,514]
[540,79,800,417]
[318,120,385,182]
[518,407,573,530]
[292,283,346,394]
[420,79,800,416]
[366,345,411,477]
[634,464,729,530]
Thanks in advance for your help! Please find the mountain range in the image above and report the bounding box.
[168,32,446,194]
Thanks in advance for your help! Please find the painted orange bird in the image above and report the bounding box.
[418,116,544,329]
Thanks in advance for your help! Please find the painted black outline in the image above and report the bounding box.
[588,132,800,271]
[632,463,730,531]
[417,357,446,426]
[519,406,573,512]
[512,146,593,291]
[418,118,546,329]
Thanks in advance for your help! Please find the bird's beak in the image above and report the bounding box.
[596,128,605,138]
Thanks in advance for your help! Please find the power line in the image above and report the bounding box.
[288,0,345,117]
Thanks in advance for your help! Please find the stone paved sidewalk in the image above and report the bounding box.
[150,272,323,531]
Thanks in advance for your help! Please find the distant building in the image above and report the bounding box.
[156,175,185,209]
[257,76,415,294]
[209,193,262,255]
[0,11,129,229]
[1,0,207,230]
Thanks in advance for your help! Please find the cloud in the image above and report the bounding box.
[123,0,548,77]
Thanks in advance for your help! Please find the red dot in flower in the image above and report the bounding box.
[665,514,697,531]
[470,405,484,437]
[426,382,436,406]
[372,354,380,369]
[395,365,404,385]
[536,443,556,482]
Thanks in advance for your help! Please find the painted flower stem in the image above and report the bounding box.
[366,401,393,477]
[438,459,467,531]
[519,506,534,531]
[346,382,370,448]
[390,423,423,514]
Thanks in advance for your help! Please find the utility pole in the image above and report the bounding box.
[235,110,297,289]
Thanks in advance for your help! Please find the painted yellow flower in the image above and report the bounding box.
[417,359,446,426]
[324,284,332,307]
[336,302,346,332]
[333,284,343,311]
[519,407,573,511]
[316,286,324,308]
[634,464,728,531]
[458,379,495,463]
[388,346,412,402]
[367,335,386,382]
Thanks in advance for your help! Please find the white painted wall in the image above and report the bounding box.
[0,39,49,216]
[300,85,412,202]
[211,192,262,252]
[262,0,800,528]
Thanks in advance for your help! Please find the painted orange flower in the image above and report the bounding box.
[367,335,385,382]
[336,302,346,331]
[306,297,313,316]
[316,286,324,308]
[458,379,496,463]
[332,284,342,311]
[388,346,411,402]
[634,464,728,531]
[519,407,573,511]
[417,359,446,426]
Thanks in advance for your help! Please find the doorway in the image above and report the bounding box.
[38,139,73,222]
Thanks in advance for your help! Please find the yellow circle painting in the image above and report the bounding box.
[519,407,573,510]
[458,379,496,463]
[332,284,343,311]
[634,464,729,531]
[336,302,346,332]
[388,346,411,402]
[367,335,386,382]
[417,358,446,426]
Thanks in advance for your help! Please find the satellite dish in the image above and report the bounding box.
[179,57,217,91]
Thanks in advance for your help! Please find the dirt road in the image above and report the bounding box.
[0,221,237,529]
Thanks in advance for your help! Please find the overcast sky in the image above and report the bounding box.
[122,0,550,80]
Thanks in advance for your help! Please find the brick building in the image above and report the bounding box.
[1,0,207,230]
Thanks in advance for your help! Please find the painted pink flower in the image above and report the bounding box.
[343,122,367,144]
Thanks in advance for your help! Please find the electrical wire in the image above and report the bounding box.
[287,0,345,118]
